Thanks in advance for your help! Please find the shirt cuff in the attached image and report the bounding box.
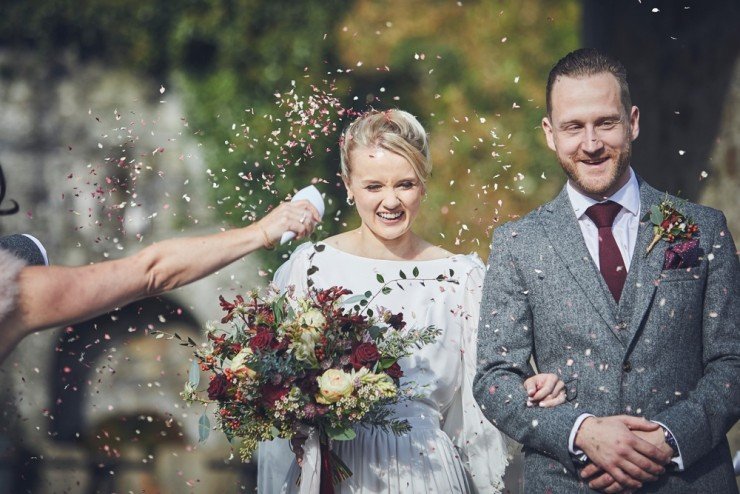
[652,421,684,471]
[569,413,595,455]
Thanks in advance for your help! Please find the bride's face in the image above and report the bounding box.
[344,146,424,242]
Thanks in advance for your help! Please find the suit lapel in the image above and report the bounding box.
[539,187,625,347]
[625,181,666,349]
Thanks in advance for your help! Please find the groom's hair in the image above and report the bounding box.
[546,48,632,118]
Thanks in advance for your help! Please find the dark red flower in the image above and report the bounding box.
[349,342,380,370]
[385,362,403,379]
[339,313,367,332]
[249,331,274,352]
[219,294,245,323]
[386,312,406,330]
[315,286,352,305]
[261,384,289,409]
[207,373,229,400]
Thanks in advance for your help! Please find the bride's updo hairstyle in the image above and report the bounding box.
[340,109,432,186]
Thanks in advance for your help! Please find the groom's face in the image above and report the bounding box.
[542,72,640,200]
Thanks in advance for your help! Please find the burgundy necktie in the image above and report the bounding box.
[585,201,627,302]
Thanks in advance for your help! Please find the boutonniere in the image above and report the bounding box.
[644,194,699,255]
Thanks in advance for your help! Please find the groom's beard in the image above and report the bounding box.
[562,139,632,198]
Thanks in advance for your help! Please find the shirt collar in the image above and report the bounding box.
[566,167,640,219]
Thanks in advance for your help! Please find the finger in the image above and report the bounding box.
[630,434,672,465]
[618,450,662,481]
[551,379,565,396]
[293,200,321,222]
[579,463,601,479]
[530,376,557,401]
[522,376,539,396]
[538,390,566,407]
[587,471,616,490]
[618,415,660,432]
[603,481,633,494]
[597,467,642,491]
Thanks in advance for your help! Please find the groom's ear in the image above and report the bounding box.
[542,116,557,152]
[629,105,640,142]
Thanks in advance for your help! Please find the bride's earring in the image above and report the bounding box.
[346,196,355,206]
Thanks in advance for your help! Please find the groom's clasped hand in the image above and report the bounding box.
[575,415,673,492]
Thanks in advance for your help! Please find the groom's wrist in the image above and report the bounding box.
[569,413,595,455]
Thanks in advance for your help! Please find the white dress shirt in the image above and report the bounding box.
[564,168,684,470]
[566,167,641,270]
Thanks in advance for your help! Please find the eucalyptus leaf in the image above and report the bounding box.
[379,357,397,369]
[399,270,406,279]
[381,287,391,295]
[412,267,419,277]
[650,205,662,225]
[368,325,381,339]
[376,274,384,283]
[198,412,211,443]
[342,294,367,305]
[188,359,201,388]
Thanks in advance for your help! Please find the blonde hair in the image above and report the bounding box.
[339,109,431,185]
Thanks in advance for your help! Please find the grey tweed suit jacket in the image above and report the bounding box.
[474,179,739,493]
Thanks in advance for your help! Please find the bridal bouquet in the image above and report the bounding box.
[174,284,441,491]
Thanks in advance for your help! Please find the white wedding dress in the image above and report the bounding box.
[257,242,508,494]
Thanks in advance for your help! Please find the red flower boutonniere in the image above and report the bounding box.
[645,195,699,255]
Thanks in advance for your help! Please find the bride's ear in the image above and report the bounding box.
[342,176,352,197]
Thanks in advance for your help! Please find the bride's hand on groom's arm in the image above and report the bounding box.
[523,373,566,407]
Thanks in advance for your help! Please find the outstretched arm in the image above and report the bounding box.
[0,200,319,361]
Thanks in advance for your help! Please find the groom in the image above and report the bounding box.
[474,48,739,493]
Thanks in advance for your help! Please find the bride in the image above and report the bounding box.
[258,109,565,493]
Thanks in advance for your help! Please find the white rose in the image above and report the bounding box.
[316,369,354,404]
[230,348,257,379]
[298,308,326,328]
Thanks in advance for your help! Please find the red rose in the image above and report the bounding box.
[386,312,406,330]
[249,331,274,352]
[349,342,380,370]
[385,362,403,379]
[261,384,289,409]
[207,373,229,400]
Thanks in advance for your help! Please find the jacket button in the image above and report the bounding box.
[622,361,632,373]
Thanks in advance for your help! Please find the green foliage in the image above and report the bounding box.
[0,0,580,265]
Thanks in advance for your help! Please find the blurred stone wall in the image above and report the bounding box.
[0,47,263,493]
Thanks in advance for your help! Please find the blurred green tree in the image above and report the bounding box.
[0,0,579,264]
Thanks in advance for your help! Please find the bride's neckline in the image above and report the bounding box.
[316,242,466,263]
